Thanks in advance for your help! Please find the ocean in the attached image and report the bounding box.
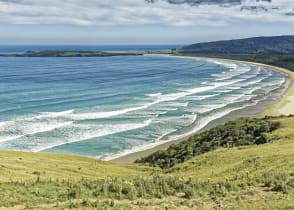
[0,46,288,160]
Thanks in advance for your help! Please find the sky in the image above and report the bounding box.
[0,0,294,45]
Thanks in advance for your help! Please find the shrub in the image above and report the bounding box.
[136,118,281,169]
[183,187,195,199]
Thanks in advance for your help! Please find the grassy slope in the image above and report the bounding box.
[0,152,155,182]
[168,117,294,209]
[135,118,281,168]
[0,117,293,209]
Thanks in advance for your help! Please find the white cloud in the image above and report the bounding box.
[0,0,293,26]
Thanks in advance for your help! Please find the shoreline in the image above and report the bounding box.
[111,56,294,163]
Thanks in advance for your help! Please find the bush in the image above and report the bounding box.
[183,187,195,199]
[272,182,288,194]
[136,118,281,169]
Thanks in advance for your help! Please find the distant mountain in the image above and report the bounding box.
[181,35,294,55]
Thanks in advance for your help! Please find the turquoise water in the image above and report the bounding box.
[0,55,287,159]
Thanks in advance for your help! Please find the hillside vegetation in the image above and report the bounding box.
[179,35,294,71]
[0,116,293,209]
[136,118,281,169]
[180,35,294,55]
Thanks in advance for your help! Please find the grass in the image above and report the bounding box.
[169,117,294,180]
[136,118,281,168]
[0,116,293,209]
[0,151,155,182]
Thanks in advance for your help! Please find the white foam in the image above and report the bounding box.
[191,114,198,123]
[100,129,177,161]
[207,59,238,70]
[56,80,241,121]
[68,105,152,120]
[33,119,153,152]
[0,121,73,143]
[153,113,197,124]
[166,102,189,107]
[0,110,75,136]
[0,121,11,129]
[179,101,259,139]
[279,77,286,86]
[194,104,227,113]
[214,89,233,93]
[216,69,254,81]
[247,87,260,94]
[184,79,243,96]
[0,135,24,143]
[187,94,219,100]
[104,101,260,161]
[231,95,256,103]
[146,93,162,97]
[213,66,252,81]
[159,107,178,111]
[193,89,257,114]
[209,60,223,66]
[36,110,74,118]
[245,76,268,85]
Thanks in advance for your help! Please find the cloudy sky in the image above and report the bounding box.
[0,0,294,45]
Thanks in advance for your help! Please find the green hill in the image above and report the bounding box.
[178,36,294,71]
[181,35,294,55]
[0,116,293,209]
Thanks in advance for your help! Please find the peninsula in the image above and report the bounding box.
[0,50,144,57]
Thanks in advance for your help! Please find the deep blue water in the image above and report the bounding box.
[0,53,287,159]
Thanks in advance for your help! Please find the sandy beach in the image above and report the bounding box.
[112,56,294,163]
[256,64,294,116]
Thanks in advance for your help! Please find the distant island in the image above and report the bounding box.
[0,50,144,57]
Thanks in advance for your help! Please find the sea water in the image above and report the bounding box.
[0,52,287,159]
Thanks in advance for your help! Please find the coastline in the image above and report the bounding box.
[111,56,294,163]
[255,63,294,116]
